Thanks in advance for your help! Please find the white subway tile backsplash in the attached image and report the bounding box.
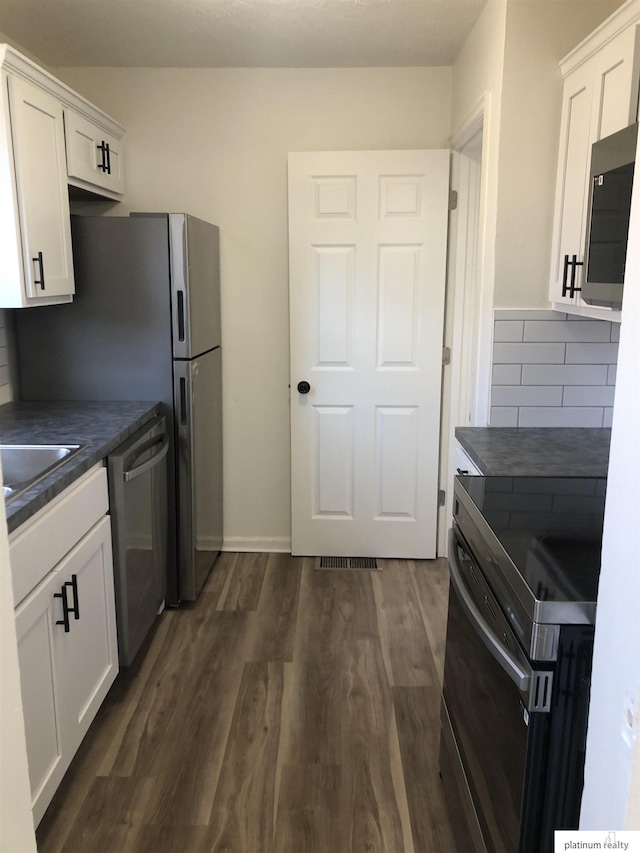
[493,342,566,364]
[523,320,610,343]
[490,309,617,428]
[521,364,608,385]
[562,386,616,406]
[565,343,619,364]
[490,407,519,426]
[494,321,524,342]
[518,407,604,427]
[492,364,522,385]
[603,408,614,427]
[495,310,567,321]
[492,385,562,406]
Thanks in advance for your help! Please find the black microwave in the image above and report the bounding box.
[582,121,637,310]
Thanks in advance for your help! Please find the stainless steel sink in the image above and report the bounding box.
[1,444,85,505]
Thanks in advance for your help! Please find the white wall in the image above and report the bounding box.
[450,0,507,425]
[494,1,622,310]
[447,0,621,426]
[55,66,452,550]
[580,128,640,832]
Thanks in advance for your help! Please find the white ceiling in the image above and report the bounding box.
[0,0,488,68]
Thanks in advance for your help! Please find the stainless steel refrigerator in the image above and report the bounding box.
[15,213,223,605]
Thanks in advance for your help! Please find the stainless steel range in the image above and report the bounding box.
[440,474,606,853]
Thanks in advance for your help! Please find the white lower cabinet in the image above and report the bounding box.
[14,570,66,826]
[11,470,118,827]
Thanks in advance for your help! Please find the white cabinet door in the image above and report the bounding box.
[590,23,640,142]
[7,75,74,302]
[15,570,68,825]
[549,17,639,317]
[64,109,124,198]
[14,515,118,826]
[53,516,118,758]
[549,61,595,309]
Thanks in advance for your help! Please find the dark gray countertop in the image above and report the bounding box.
[455,427,611,477]
[1,400,162,532]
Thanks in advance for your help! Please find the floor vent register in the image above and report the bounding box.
[317,557,380,571]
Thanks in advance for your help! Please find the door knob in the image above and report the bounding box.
[297,381,311,394]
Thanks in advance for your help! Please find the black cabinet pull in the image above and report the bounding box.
[562,254,583,299]
[105,142,111,175]
[97,140,108,172]
[54,584,71,632]
[65,574,80,621]
[561,254,571,297]
[569,254,583,298]
[33,251,45,290]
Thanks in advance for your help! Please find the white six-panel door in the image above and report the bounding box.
[288,150,449,558]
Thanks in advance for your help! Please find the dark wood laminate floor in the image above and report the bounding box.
[36,554,457,853]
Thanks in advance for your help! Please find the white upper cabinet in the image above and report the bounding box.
[0,44,126,308]
[549,1,640,321]
[4,75,75,305]
[65,109,125,198]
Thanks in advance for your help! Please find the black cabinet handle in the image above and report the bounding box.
[33,252,45,290]
[54,584,71,632]
[561,254,583,298]
[297,381,311,394]
[105,142,111,175]
[65,574,80,621]
[97,140,108,172]
[569,254,583,298]
[561,254,571,297]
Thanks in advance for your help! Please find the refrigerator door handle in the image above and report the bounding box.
[179,377,188,425]
[177,290,185,342]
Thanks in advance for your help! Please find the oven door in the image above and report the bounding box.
[441,526,551,853]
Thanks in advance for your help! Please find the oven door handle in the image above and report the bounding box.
[449,529,532,694]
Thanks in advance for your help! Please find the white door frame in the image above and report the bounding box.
[437,93,495,556]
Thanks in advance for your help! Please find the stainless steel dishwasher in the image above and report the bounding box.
[107,415,169,666]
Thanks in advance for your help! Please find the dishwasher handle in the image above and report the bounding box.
[123,434,169,482]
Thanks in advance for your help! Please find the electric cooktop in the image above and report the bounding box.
[454,475,606,622]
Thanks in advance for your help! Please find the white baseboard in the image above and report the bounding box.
[222,536,292,554]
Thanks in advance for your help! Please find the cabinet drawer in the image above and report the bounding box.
[10,465,108,607]
[455,445,483,476]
